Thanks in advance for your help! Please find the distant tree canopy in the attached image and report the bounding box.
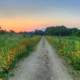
[0,26,80,36]
[34,30,44,35]
[0,27,7,34]
[0,27,16,34]
[45,26,80,36]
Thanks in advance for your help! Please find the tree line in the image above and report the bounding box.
[0,26,80,36]
[45,26,80,36]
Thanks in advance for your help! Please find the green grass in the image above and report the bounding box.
[0,34,41,79]
[47,36,80,70]
[47,36,80,79]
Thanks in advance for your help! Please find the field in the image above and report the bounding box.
[47,36,80,79]
[0,33,41,79]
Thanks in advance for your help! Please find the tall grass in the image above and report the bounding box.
[0,34,41,79]
[47,36,80,70]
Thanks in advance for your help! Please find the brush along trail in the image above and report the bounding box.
[9,37,73,80]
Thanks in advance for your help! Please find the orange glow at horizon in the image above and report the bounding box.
[0,17,80,32]
[0,17,55,32]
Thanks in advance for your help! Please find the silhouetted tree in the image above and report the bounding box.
[34,30,44,36]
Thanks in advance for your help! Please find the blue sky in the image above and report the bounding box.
[0,0,80,17]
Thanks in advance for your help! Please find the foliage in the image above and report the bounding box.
[45,26,80,36]
[47,36,80,70]
[0,34,41,79]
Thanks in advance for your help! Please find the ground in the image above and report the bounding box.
[9,37,73,80]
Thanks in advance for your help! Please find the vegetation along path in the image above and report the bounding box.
[9,37,73,80]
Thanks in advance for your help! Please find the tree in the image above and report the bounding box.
[45,26,80,36]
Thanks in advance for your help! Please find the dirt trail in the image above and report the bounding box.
[9,37,73,80]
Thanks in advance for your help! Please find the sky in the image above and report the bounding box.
[0,0,80,32]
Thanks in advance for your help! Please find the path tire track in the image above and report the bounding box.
[9,37,73,80]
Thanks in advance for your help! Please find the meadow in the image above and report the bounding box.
[0,33,41,79]
[47,36,80,78]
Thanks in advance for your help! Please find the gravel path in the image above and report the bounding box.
[9,37,73,80]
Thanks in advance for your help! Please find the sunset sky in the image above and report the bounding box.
[0,0,80,32]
